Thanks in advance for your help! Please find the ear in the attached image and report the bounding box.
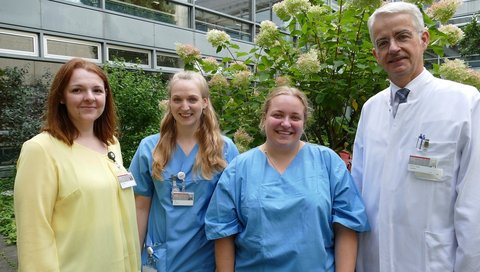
[202,97,208,109]
[372,47,379,63]
[420,30,430,50]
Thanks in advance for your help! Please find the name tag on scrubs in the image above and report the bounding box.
[407,155,443,181]
[117,172,137,189]
[172,191,194,206]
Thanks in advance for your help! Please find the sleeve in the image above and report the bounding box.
[351,108,365,193]
[327,149,370,233]
[14,140,60,272]
[129,138,155,197]
[454,92,480,272]
[223,136,239,163]
[205,158,242,240]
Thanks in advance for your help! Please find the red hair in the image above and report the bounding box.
[42,58,118,145]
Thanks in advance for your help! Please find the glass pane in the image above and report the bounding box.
[109,47,149,65]
[64,0,101,7]
[195,9,252,41]
[106,0,189,27]
[0,32,34,52]
[47,39,99,59]
[255,0,283,25]
[157,54,184,68]
[195,0,251,20]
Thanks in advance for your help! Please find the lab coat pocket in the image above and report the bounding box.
[424,229,455,272]
[413,140,456,183]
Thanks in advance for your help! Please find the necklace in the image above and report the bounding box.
[262,142,302,173]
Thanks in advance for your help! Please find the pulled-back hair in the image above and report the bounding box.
[152,71,227,180]
[259,86,312,133]
[43,58,117,145]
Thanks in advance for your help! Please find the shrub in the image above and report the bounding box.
[104,62,168,166]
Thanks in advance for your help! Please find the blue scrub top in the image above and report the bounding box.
[205,143,369,271]
[130,133,239,272]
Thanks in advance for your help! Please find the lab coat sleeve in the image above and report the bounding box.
[351,109,366,193]
[454,92,480,272]
[205,159,242,240]
[14,140,60,272]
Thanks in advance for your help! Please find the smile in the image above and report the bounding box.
[276,130,294,135]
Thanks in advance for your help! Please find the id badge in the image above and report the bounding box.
[118,172,137,189]
[172,191,194,206]
[407,155,443,181]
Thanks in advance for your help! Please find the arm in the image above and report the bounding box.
[454,94,480,271]
[215,236,235,272]
[14,140,59,271]
[334,223,358,272]
[135,195,152,247]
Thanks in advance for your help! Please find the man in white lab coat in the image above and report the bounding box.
[351,2,480,272]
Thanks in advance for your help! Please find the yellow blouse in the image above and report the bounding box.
[14,132,140,271]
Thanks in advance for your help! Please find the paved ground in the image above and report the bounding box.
[0,236,17,272]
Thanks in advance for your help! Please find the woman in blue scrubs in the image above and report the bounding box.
[205,86,369,272]
[130,71,239,271]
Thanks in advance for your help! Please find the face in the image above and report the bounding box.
[264,94,305,149]
[169,79,207,130]
[63,68,106,129]
[372,13,429,87]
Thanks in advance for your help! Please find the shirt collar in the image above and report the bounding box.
[389,68,430,104]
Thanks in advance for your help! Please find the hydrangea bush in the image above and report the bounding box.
[176,0,475,152]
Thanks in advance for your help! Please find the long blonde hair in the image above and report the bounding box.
[152,71,227,180]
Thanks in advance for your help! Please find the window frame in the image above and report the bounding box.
[43,35,102,63]
[107,44,152,68]
[0,29,38,57]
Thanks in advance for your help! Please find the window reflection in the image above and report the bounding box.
[157,54,184,68]
[45,36,100,62]
[195,0,251,20]
[106,0,189,27]
[195,9,252,41]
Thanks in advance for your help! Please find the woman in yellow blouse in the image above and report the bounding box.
[14,58,140,271]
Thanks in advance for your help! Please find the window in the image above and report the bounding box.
[63,0,101,8]
[107,45,151,68]
[0,29,38,56]
[195,0,251,20]
[195,9,252,41]
[44,36,101,62]
[156,53,184,69]
[255,0,284,28]
[106,0,189,27]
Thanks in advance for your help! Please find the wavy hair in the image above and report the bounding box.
[42,58,117,145]
[152,71,226,180]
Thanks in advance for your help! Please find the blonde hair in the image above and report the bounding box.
[152,71,227,180]
[259,86,312,133]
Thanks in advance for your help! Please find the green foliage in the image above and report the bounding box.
[178,0,452,152]
[183,1,388,151]
[459,16,480,57]
[104,62,167,166]
[0,67,50,166]
[0,177,16,245]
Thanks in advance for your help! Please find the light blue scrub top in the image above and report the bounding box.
[205,143,369,271]
[130,133,239,272]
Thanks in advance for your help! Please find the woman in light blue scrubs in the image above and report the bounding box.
[205,86,369,272]
[130,71,239,272]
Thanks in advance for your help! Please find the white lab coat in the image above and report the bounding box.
[352,69,480,272]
